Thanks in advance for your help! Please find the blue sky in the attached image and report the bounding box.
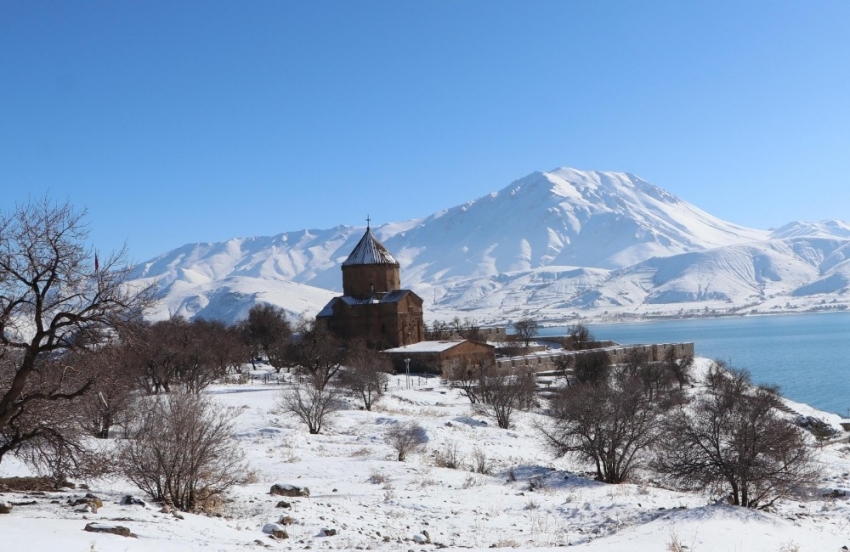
[2,1,849,262]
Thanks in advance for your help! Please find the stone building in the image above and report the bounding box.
[383,340,496,376]
[317,225,425,348]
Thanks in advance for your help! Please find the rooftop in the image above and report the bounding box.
[316,290,414,317]
[342,227,399,267]
[383,340,468,354]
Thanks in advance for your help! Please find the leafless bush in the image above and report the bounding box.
[665,528,688,552]
[368,470,389,484]
[412,473,439,487]
[527,475,547,492]
[471,447,493,475]
[433,441,465,469]
[350,446,372,457]
[119,394,246,512]
[279,381,342,435]
[462,474,485,488]
[385,422,426,461]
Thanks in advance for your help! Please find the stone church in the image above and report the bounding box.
[316,225,425,348]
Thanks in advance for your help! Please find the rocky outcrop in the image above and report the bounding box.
[262,522,289,539]
[84,523,136,537]
[270,484,309,497]
[119,495,147,507]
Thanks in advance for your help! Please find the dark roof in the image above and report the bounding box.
[342,227,399,267]
[316,290,417,318]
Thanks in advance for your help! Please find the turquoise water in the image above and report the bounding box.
[540,312,850,416]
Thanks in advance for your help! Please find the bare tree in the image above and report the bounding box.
[173,319,218,394]
[0,352,105,478]
[554,354,574,386]
[209,322,249,376]
[76,345,137,439]
[0,199,152,471]
[459,317,484,342]
[565,323,594,350]
[385,422,427,461]
[512,317,539,349]
[125,317,231,395]
[119,394,247,512]
[572,350,611,386]
[290,319,347,391]
[664,348,694,389]
[479,367,536,429]
[124,319,182,395]
[340,343,390,411]
[425,320,451,341]
[655,363,819,508]
[279,380,342,435]
[540,370,661,483]
[444,361,487,404]
[175,319,237,394]
[624,348,690,402]
[240,304,293,371]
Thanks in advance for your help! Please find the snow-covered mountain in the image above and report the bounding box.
[129,168,850,324]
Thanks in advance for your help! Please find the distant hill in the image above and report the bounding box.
[128,167,850,325]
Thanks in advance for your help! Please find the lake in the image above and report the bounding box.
[539,312,850,417]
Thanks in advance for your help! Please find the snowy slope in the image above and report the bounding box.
[1,359,848,551]
[127,168,850,324]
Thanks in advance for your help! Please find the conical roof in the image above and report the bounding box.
[342,227,399,266]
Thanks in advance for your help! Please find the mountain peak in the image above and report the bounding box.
[132,167,832,324]
[770,220,850,240]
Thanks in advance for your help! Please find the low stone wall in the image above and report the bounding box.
[495,342,695,373]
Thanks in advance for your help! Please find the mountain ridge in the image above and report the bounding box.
[129,167,850,324]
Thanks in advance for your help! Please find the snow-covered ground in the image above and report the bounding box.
[1,358,849,552]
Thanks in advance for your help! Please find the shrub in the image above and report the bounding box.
[279,382,342,434]
[385,422,426,461]
[433,441,465,469]
[119,394,246,512]
[471,447,493,475]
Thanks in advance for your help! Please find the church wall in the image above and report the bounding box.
[322,297,424,348]
[342,264,401,298]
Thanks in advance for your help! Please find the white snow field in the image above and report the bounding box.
[1,358,848,552]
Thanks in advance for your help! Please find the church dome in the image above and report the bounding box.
[342,227,399,266]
